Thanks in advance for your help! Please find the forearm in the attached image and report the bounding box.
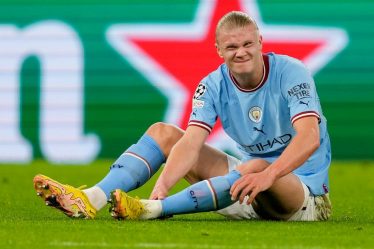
[267,125,320,179]
[157,138,200,191]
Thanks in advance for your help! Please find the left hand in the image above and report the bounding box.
[149,180,170,200]
[230,168,276,205]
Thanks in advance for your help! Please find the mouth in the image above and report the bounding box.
[233,59,250,64]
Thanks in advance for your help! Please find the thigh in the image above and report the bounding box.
[253,172,305,220]
[184,143,231,184]
[146,122,231,184]
[235,159,306,220]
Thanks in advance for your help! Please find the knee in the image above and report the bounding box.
[146,122,184,156]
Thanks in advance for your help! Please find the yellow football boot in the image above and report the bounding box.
[33,174,96,219]
[109,189,145,220]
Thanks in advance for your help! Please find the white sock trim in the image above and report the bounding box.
[83,186,107,211]
[139,200,162,220]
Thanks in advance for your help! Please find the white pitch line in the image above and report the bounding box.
[49,241,352,249]
[135,243,226,248]
[48,241,225,248]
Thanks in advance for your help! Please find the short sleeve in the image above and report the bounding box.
[187,81,217,133]
[281,60,321,125]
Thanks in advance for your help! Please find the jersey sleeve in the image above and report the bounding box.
[187,81,217,134]
[281,60,321,125]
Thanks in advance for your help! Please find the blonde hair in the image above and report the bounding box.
[215,11,258,43]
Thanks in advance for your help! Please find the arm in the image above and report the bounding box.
[150,126,209,200]
[231,116,320,204]
[267,116,320,178]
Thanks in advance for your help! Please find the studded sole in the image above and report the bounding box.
[109,190,128,220]
[33,175,87,218]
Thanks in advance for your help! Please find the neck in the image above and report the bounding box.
[232,59,265,90]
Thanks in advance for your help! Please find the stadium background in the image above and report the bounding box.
[1,0,374,165]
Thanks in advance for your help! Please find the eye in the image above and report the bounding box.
[225,43,239,51]
[244,42,253,47]
[226,45,236,51]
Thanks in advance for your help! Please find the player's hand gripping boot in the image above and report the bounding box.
[33,174,96,219]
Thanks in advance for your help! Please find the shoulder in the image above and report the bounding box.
[268,53,315,97]
[205,63,227,82]
[269,53,310,74]
[200,63,227,92]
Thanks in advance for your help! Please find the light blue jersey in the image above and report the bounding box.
[188,53,331,196]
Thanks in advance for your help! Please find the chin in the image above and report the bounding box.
[231,64,253,75]
[232,68,252,75]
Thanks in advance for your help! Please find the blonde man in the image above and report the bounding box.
[34,11,331,221]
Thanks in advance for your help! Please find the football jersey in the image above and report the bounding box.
[188,53,331,196]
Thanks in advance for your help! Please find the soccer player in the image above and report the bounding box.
[34,11,331,221]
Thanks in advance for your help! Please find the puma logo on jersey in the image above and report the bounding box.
[299,100,310,107]
[253,125,266,135]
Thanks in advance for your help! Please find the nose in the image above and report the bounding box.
[235,46,247,57]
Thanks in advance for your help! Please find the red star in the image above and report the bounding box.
[107,0,347,149]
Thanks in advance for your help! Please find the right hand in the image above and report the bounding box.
[149,180,169,200]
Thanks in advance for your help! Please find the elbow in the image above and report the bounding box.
[311,138,320,152]
[310,130,320,153]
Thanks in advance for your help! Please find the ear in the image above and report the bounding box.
[258,35,263,48]
[215,43,223,58]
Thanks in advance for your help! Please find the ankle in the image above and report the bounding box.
[139,200,162,219]
[83,186,107,210]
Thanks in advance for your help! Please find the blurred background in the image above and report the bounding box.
[1,0,373,165]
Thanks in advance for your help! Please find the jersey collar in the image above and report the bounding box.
[229,54,269,93]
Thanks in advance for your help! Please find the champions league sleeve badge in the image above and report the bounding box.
[192,83,207,108]
[193,83,207,99]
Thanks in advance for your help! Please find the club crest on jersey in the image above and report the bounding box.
[249,106,262,123]
[193,83,206,100]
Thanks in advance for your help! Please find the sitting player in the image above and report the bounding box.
[34,11,332,221]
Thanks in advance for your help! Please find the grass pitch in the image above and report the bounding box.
[0,160,373,249]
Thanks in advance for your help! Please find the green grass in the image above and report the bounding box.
[0,160,373,249]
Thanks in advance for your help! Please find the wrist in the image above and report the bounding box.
[156,177,172,191]
[265,164,280,181]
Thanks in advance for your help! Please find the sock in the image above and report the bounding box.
[161,170,241,217]
[96,134,165,198]
[139,200,163,220]
[82,186,107,210]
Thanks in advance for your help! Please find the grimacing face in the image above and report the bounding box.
[215,24,263,77]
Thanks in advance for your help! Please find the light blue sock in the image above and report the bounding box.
[161,170,241,216]
[97,134,165,198]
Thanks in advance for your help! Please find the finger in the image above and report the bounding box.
[230,182,239,199]
[231,175,252,199]
[230,175,248,193]
[246,188,259,205]
[230,178,247,200]
[239,185,253,204]
[150,190,159,200]
[230,179,241,194]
